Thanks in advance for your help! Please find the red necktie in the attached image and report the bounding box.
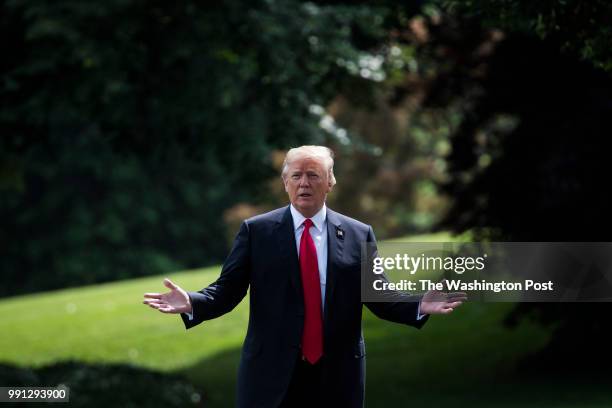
[299,218,323,364]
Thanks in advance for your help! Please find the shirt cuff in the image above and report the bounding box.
[185,311,194,321]
[417,301,427,320]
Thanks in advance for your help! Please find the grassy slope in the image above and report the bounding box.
[1,234,610,407]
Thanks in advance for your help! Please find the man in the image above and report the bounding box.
[143,145,465,407]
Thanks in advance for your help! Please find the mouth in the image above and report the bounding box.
[298,193,312,198]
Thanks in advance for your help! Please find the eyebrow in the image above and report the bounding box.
[291,170,320,175]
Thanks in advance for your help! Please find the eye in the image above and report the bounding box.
[291,174,300,180]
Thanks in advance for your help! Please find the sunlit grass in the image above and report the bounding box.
[0,267,246,371]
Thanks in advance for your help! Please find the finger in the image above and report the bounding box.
[148,303,174,313]
[426,293,448,302]
[158,306,175,313]
[446,293,468,301]
[164,278,178,291]
[440,307,454,314]
[145,301,168,308]
[446,292,467,300]
[143,293,162,299]
[445,301,463,309]
[143,298,159,304]
[155,306,172,313]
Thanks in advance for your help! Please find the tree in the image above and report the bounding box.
[404,1,612,373]
[0,0,392,296]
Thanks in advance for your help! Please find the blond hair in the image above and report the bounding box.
[281,145,336,186]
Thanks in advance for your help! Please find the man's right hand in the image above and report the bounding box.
[143,278,192,314]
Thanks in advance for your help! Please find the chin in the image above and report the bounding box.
[296,204,313,212]
[295,198,311,206]
[295,203,319,216]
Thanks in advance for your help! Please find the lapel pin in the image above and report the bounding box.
[336,227,344,240]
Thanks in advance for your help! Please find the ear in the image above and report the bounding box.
[283,177,289,193]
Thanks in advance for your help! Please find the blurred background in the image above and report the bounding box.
[1,0,611,406]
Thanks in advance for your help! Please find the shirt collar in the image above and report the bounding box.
[290,204,327,233]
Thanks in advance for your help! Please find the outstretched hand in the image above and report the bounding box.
[420,281,467,315]
[143,278,192,314]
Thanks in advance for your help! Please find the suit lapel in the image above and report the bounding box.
[324,208,344,323]
[274,206,303,302]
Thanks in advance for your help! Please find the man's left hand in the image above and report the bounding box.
[420,284,467,315]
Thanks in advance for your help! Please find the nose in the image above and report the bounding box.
[298,174,311,187]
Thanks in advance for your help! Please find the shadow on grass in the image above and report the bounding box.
[363,311,612,408]
[179,347,241,407]
[365,354,612,408]
[178,336,612,408]
[0,361,202,407]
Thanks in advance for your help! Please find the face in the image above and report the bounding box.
[284,156,333,218]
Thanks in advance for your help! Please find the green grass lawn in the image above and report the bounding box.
[1,234,610,407]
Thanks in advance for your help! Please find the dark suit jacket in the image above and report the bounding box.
[181,206,427,407]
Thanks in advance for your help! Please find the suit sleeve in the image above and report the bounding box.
[363,225,429,329]
[180,221,251,329]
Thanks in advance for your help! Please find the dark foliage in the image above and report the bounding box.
[420,8,612,371]
[0,0,389,296]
